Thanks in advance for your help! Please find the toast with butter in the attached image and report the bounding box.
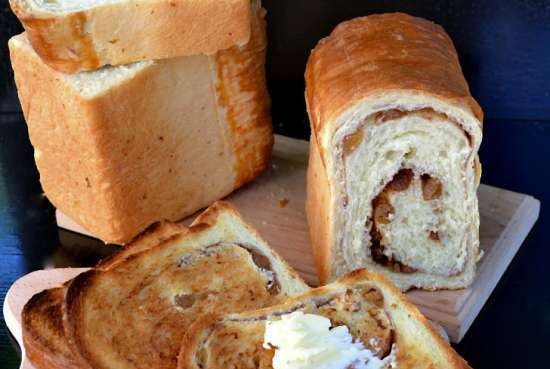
[179,269,471,369]
[22,221,188,369]
[63,201,309,369]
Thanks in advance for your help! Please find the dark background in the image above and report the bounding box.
[1,0,549,368]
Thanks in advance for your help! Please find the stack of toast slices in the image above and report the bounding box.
[22,202,473,369]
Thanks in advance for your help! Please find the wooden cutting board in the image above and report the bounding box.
[9,135,540,345]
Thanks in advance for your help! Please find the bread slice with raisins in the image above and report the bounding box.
[63,201,309,369]
[179,269,471,369]
[22,220,188,369]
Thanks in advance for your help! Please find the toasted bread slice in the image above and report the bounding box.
[22,221,188,369]
[179,269,471,369]
[63,201,309,369]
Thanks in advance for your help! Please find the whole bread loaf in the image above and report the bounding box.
[9,1,272,243]
[305,13,483,290]
[9,0,252,72]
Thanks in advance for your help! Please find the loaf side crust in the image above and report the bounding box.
[213,0,273,188]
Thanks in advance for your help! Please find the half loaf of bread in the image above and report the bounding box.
[9,1,272,243]
[62,201,309,369]
[305,13,483,290]
[179,269,471,369]
[9,0,252,72]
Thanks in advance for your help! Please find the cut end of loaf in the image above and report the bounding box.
[332,105,480,290]
[305,13,482,291]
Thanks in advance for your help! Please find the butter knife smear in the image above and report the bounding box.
[263,311,396,369]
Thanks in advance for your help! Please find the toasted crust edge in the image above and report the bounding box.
[22,288,88,369]
[21,218,188,369]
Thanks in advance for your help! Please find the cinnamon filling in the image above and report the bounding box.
[343,129,364,156]
[369,169,444,273]
[242,246,281,295]
[342,107,473,156]
[178,243,280,296]
[369,169,416,273]
[421,174,442,200]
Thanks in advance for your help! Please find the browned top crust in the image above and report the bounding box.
[305,13,483,136]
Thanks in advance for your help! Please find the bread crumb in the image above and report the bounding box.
[279,198,289,208]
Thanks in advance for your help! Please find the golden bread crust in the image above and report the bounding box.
[96,221,187,269]
[214,1,273,187]
[10,0,251,73]
[305,12,482,142]
[305,136,333,284]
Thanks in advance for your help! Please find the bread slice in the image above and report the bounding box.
[305,13,483,290]
[179,269,471,369]
[63,201,309,369]
[9,1,272,244]
[22,220,187,369]
[9,0,251,72]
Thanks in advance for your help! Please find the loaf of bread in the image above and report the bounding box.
[9,1,272,244]
[179,269,471,369]
[22,221,187,369]
[63,201,309,369]
[9,0,252,72]
[305,13,483,290]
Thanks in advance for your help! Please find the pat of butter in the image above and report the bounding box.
[263,311,395,369]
